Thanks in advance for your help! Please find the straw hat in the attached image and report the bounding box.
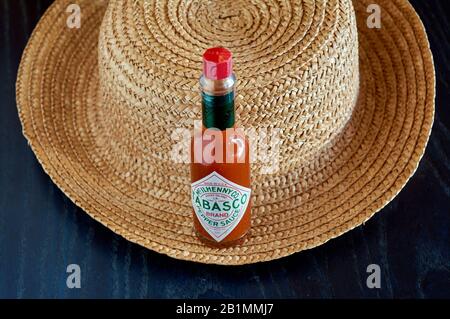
[16,0,435,265]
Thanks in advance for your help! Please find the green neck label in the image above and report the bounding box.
[202,91,235,130]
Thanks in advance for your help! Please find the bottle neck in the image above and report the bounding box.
[200,75,236,131]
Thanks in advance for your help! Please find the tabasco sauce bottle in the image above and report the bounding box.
[191,47,251,247]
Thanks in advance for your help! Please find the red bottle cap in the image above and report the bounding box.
[203,47,233,80]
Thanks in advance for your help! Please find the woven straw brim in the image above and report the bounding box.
[16,0,434,265]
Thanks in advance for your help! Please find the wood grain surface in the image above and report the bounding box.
[0,0,449,298]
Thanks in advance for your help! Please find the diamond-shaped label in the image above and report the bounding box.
[191,171,251,242]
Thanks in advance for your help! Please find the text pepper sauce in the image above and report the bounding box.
[190,47,251,247]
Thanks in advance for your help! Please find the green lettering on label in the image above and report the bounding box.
[191,171,251,242]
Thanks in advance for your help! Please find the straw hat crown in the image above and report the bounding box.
[96,0,360,194]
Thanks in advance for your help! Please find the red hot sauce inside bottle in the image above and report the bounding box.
[190,47,251,247]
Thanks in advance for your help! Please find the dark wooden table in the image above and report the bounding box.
[0,0,449,299]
